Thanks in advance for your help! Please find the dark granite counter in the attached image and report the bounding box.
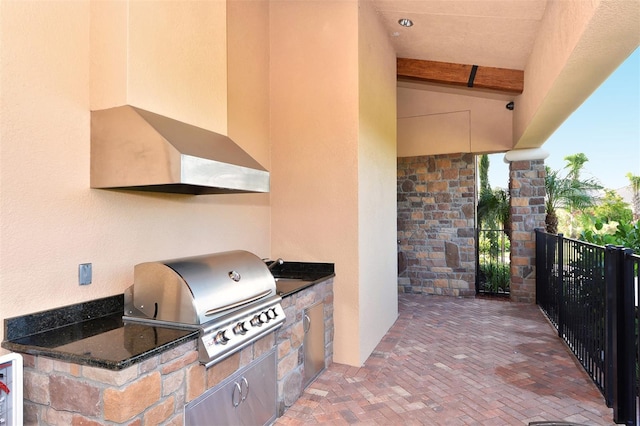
[268,261,335,297]
[1,294,198,370]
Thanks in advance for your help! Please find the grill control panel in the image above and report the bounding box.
[199,301,286,368]
[0,353,22,426]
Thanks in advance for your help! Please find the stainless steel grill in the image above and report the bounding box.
[123,250,285,367]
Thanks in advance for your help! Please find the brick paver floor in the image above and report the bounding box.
[276,293,614,425]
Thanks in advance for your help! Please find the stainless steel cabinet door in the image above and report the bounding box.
[184,374,237,426]
[185,349,276,426]
[238,350,276,425]
[303,302,325,387]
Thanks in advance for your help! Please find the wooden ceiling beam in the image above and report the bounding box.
[397,58,524,94]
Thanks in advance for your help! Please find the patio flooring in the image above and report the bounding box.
[275,293,614,425]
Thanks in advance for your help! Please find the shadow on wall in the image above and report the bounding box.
[398,244,407,276]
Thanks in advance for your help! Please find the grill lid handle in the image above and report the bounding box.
[204,289,271,317]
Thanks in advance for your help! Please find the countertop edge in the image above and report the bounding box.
[278,274,335,298]
[2,329,199,371]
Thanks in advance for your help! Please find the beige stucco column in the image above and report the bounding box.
[505,149,548,303]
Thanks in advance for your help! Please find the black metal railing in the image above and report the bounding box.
[631,253,639,420]
[476,229,510,296]
[536,229,638,426]
[635,254,640,404]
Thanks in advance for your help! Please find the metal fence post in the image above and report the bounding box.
[613,248,637,425]
[475,228,480,294]
[535,228,543,305]
[605,245,618,408]
[606,245,637,425]
[557,234,564,339]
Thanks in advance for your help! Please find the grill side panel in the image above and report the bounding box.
[129,262,198,324]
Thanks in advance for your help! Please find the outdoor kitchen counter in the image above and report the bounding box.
[1,262,334,424]
[1,294,199,370]
[1,261,334,371]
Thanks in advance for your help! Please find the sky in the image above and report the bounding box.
[489,47,640,191]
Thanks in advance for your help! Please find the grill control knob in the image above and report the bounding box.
[214,330,230,345]
[266,309,276,320]
[233,321,248,335]
[259,312,269,323]
[250,315,263,327]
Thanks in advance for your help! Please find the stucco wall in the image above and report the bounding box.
[0,1,271,347]
[514,0,640,148]
[270,0,397,366]
[228,0,271,166]
[126,1,229,132]
[357,0,398,364]
[269,0,361,365]
[397,84,514,156]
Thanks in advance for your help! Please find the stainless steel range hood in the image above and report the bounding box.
[90,105,269,194]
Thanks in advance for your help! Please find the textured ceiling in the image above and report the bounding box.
[372,0,548,70]
[372,0,639,150]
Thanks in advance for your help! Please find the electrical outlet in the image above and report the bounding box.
[79,263,92,285]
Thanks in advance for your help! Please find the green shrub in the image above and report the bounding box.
[580,219,640,253]
[480,261,510,293]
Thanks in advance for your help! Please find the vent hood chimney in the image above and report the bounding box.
[90,105,269,195]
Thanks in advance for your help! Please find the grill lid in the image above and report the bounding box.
[125,250,276,325]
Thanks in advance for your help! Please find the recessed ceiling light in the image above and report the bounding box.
[398,18,413,28]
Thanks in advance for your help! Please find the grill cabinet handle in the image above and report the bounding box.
[240,376,249,402]
[205,290,272,317]
[232,382,242,407]
[303,314,311,333]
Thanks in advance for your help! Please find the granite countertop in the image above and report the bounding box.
[1,295,198,370]
[2,261,334,370]
[268,261,335,297]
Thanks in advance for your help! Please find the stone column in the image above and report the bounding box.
[397,153,476,297]
[508,159,546,303]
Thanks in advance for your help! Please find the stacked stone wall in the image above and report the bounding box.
[397,153,476,297]
[508,159,546,303]
[22,338,274,425]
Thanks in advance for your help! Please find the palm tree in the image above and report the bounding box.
[545,165,602,234]
[478,188,510,234]
[479,154,491,196]
[564,153,589,180]
[476,154,511,294]
[477,155,510,235]
[626,172,640,221]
